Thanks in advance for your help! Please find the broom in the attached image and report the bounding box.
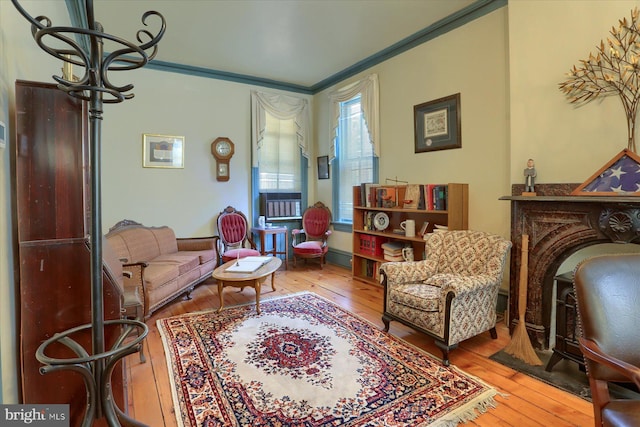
[503,234,543,365]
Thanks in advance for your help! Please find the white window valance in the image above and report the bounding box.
[328,74,380,162]
[251,91,310,167]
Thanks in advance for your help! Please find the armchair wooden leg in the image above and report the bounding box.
[382,316,391,332]
[489,326,498,339]
[435,341,458,367]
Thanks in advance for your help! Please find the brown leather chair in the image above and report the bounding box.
[574,254,640,427]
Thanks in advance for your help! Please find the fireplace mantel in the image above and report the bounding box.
[501,183,640,348]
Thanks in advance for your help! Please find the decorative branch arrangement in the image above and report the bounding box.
[559,7,640,153]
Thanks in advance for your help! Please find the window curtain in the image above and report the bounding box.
[328,73,380,162]
[251,91,310,168]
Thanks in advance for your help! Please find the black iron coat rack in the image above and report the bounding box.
[11,1,165,425]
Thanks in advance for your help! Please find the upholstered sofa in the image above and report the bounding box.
[105,220,217,319]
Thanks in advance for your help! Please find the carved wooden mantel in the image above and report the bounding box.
[501,183,640,348]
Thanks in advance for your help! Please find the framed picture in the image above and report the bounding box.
[414,93,461,153]
[142,133,184,168]
[317,155,330,179]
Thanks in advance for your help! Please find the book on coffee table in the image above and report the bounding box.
[225,256,273,273]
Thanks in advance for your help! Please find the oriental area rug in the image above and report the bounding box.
[157,292,499,427]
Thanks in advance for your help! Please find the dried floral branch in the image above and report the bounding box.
[559,7,640,152]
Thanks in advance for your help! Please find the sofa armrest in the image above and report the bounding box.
[122,261,149,318]
[425,273,497,294]
[380,260,438,286]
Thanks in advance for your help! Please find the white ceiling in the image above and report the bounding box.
[92,0,477,91]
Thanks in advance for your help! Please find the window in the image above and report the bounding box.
[333,95,377,224]
[258,112,301,192]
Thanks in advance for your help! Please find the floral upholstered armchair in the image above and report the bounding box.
[380,230,512,366]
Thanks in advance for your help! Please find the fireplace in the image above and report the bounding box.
[501,183,640,349]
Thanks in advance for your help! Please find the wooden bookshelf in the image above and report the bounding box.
[352,183,468,284]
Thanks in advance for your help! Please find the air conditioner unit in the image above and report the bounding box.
[259,192,302,221]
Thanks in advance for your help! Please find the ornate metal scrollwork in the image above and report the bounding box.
[598,208,640,243]
[11,0,165,103]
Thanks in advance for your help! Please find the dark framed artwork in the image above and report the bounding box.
[414,93,461,153]
[317,155,329,179]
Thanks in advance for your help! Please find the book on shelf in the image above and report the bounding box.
[422,184,448,210]
[403,184,421,209]
[416,184,426,210]
[359,183,379,208]
[363,211,376,231]
[384,253,404,262]
[225,256,273,273]
[362,259,381,280]
[381,241,404,253]
[433,224,449,233]
[433,185,448,210]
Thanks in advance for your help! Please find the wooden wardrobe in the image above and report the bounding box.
[13,80,125,426]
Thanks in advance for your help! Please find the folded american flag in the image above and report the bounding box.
[582,153,640,193]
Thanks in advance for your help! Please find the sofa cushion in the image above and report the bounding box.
[143,263,179,290]
[222,248,261,262]
[152,254,200,275]
[389,283,440,312]
[151,227,179,254]
[292,240,327,255]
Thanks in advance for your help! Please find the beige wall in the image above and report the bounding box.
[101,71,313,237]
[315,7,511,252]
[3,0,640,404]
[509,0,639,183]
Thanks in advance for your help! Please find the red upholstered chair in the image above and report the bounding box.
[291,202,332,269]
[215,206,260,265]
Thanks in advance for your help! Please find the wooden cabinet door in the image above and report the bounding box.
[14,81,124,426]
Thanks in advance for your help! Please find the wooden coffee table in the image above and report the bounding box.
[212,257,282,314]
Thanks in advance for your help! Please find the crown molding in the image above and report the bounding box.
[65,0,507,95]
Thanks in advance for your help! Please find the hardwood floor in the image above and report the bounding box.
[124,263,594,427]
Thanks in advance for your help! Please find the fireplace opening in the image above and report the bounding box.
[545,243,640,371]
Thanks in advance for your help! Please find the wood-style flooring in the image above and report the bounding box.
[125,263,594,427]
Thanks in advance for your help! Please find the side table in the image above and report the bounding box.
[253,226,288,269]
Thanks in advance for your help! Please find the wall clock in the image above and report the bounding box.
[211,137,234,181]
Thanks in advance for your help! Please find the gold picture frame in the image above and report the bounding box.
[142,133,184,168]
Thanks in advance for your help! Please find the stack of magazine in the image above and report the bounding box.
[225,256,273,273]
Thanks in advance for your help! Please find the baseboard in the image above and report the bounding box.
[326,248,352,270]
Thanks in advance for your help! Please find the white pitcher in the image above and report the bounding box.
[400,219,416,237]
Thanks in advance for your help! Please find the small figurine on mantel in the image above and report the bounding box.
[523,158,537,196]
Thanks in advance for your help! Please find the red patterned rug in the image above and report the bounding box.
[157,292,498,426]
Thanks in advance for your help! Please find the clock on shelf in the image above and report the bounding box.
[211,137,234,181]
